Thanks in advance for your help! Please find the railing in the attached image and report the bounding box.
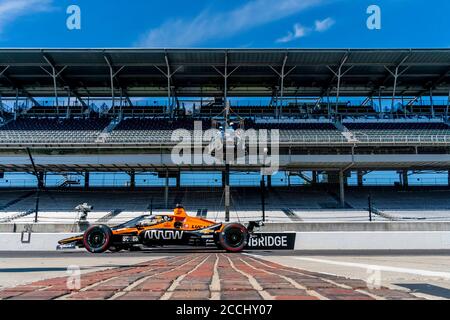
[355,134,450,144]
[0,132,450,146]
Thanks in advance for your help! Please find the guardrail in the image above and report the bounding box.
[355,134,450,144]
[0,134,449,146]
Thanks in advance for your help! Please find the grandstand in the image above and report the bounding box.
[0,48,449,224]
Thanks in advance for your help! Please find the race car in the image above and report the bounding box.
[58,205,262,253]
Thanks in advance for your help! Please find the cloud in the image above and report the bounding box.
[276,24,309,43]
[136,0,325,47]
[276,16,335,43]
[0,0,53,33]
[315,17,335,32]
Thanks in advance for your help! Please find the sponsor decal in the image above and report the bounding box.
[122,235,139,243]
[246,233,296,250]
[144,229,184,240]
[56,243,77,250]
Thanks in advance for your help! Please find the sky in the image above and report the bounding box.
[0,0,448,48]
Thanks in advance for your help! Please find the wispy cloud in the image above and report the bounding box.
[276,24,309,43]
[277,16,335,43]
[315,17,335,32]
[0,0,53,33]
[136,0,326,47]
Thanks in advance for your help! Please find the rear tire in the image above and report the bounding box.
[218,223,248,252]
[83,225,112,253]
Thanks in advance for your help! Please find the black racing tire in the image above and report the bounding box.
[218,223,248,253]
[83,225,112,253]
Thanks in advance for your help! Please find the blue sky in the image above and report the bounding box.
[0,0,448,48]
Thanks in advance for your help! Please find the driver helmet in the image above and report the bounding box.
[174,204,187,217]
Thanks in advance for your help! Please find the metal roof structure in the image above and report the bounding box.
[0,48,449,99]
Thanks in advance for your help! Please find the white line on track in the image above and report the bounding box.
[209,254,221,300]
[238,257,327,300]
[225,255,273,300]
[244,254,386,300]
[160,255,211,300]
[108,255,204,300]
[294,257,450,279]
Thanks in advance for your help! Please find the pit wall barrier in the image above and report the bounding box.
[0,231,449,251]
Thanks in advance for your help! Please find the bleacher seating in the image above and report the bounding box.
[24,106,87,117]
[2,188,450,223]
[108,106,165,117]
[244,121,346,143]
[232,106,277,116]
[407,105,449,115]
[337,105,377,116]
[344,122,450,142]
[0,118,110,144]
[106,118,212,143]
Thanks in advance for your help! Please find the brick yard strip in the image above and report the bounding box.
[0,253,423,300]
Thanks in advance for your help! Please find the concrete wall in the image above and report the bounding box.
[295,231,450,250]
[0,233,78,251]
[0,231,449,251]
[261,222,450,232]
[3,222,450,234]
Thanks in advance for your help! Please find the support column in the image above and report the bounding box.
[260,175,266,222]
[221,171,226,188]
[446,87,450,120]
[212,51,239,123]
[84,172,90,189]
[104,56,125,112]
[327,54,352,116]
[267,175,272,188]
[384,55,409,117]
[339,170,345,208]
[269,54,295,118]
[129,170,135,190]
[176,172,181,188]
[430,88,435,118]
[312,171,318,184]
[402,170,409,188]
[38,172,45,189]
[14,88,18,120]
[447,170,450,187]
[278,54,287,117]
[164,170,169,209]
[224,165,230,222]
[357,170,364,187]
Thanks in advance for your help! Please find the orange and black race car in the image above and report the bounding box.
[58,205,262,253]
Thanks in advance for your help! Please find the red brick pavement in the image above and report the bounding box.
[0,253,421,300]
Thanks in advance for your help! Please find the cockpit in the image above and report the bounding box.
[112,214,173,229]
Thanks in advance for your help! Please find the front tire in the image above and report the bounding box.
[83,225,112,253]
[218,223,248,252]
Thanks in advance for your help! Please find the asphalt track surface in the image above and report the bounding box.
[2,249,450,300]
[1,249,450,258]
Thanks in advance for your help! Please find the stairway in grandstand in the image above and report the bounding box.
[326,190,354,209]
[95,118,120,143]
[57,174,81,188]
[334,121,359,143]
[0,209,35,223]
[281,208,302,221]
[96,209,124,223]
